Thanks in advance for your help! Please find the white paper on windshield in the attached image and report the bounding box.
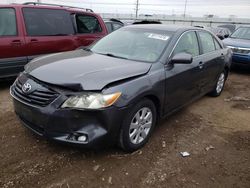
[147,33,169,41]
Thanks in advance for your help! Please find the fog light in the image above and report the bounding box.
[78,135,87,142]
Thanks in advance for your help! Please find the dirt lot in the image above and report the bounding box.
[0,69,250,188]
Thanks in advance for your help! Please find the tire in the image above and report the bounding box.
[119,99,157,152]
[209,70,227,97]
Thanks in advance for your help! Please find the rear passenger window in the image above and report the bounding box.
[105,22,113,33]
[23,8,74,36]
[198,31,216,53]
[76,15,102,34]
[173,31,199,57]
[214,38,222,50]
[113,23,123,31]
[0,8,17,36]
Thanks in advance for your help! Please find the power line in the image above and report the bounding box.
[184,0,187,18]
[40,0,250,6]
[135,0,139,18]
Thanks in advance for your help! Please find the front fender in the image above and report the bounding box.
[103,63,166,114]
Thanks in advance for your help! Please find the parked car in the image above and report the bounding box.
[11,25,232,152]
[218,24,236,33]
[205,27,231,40]
[223,26,250,68]
[133,20,162,25]
[104,19,124,33]
[0,2,108,78]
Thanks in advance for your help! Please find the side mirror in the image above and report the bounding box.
[170,53,193,64]
[224,34,229,38]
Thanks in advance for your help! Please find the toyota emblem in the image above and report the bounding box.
[22,82,32,94]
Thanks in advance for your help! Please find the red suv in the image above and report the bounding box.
[0,2,108,78]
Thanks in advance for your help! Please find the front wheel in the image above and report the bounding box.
[119,99,157,152]
[209,70,227,97]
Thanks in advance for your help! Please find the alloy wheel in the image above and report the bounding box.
[216,72,225,94]
[129,107,153,144]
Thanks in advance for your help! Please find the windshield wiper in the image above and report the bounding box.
[83,47,92,52]
[102,53,128,60]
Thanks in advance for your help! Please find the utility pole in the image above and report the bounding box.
[183,0,187,18]
[135,0,139,19]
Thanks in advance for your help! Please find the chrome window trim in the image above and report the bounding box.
[168,29,201,59]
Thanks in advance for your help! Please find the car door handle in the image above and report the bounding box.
[199,62,204,69]
[30,39,38,43]
[220,53,225,59]
[11,40,22,46]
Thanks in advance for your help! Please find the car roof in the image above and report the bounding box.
[238,25,250,28]
[125,24,202,32]
[0,3,96,15]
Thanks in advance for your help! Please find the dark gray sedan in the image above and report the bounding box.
[11,25,232,152]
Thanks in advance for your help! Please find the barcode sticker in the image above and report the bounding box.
[147,33,169,41]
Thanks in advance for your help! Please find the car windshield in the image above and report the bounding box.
[91,28,173,62]
[230,27,250,40]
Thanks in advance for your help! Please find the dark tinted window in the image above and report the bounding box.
[76,15,102,34]
[0,8,17,36]
[198,31,216,53]
[105,22,113,33]
[173,31,199,57]
[23,8,74,36]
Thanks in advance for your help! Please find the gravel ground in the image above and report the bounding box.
[0,68,250,188]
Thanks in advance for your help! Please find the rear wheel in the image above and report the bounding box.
[209,70,227,97]
[119,99,156,152]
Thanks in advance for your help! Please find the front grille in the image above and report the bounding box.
[12,79,59,107]
[231,47,250,55]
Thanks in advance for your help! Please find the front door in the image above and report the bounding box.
[0,7,27,78]
[164,31,202,114]
[73,14,106,47]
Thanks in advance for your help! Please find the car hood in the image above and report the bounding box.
[223,37,250,48]
[25,50,152,91]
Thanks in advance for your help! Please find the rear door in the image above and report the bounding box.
[164,31,203,113]
[197,31,225,93]
[73,13,107,47]
[0,7,27,78]
[22,7,78,61]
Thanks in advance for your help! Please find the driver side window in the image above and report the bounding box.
[173,31,199,57]
[75,14,102,34]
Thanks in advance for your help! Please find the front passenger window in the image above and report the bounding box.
[173,31,199,57]
[198,31,216,53]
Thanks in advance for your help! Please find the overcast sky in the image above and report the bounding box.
[2,0,250,18]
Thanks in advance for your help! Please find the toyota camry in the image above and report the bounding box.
[11,25,232,152]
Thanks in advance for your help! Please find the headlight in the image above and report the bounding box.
[61,92,121,109]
